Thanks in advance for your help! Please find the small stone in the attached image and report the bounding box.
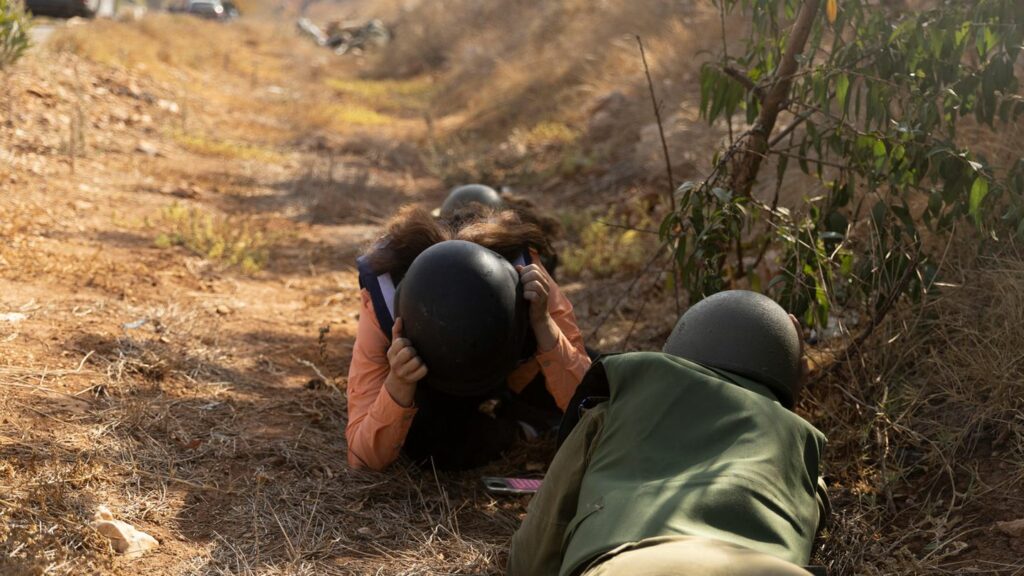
[997,518,1024,539]
[91,505,159,558]
[215,305,232,315]
[156,99,180,114]
[135,141,160,157]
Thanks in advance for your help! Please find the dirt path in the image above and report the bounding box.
[0,16,509,576]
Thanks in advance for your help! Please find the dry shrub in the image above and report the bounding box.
[49,15,284,86]
[295,163,407,225]
[350,0,731,203]
[807,243,1024,574]
[153,203,272,273]
[561,202,660,279]
[324,77,435,114]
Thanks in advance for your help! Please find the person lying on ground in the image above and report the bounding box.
[508,289,830,576]
[436,183,563,278]
[346,205,590,471]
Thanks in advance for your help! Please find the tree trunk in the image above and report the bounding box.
[730,0,821,198]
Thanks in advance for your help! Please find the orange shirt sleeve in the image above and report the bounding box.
[508,253,591,410]
[345,289,418,471]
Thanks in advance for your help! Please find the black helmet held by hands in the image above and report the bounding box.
[663,290,802,407]
[439,184,504,219]
[397,240,530,397]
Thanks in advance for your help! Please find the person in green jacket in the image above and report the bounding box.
[508,290,830,576]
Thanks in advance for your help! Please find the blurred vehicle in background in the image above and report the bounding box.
[25,0,101,18]
[167,0,238,21]
[185,0,222,19]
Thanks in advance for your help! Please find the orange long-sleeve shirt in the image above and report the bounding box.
[345,259,590,471]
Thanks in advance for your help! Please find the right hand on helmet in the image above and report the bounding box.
[384,318,427,408]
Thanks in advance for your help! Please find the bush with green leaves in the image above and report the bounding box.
[0,0,30,71]
[663,0,1023,332]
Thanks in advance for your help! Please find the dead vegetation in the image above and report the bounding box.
[808,244,1024,574]
[0,3,1022,576]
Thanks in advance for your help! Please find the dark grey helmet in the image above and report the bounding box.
[663,290,801,407]
[439,184,503,219]
[397,240,529,397]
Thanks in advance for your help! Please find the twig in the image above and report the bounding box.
[133,468,236,494]
[588,247,668,342]
[636,36,676,208]
[593,219,660,235]
[722,65,762,100]
[768,107,816,148]
[637,35,681,315]
[719,2,734,144]
[624,254,677,346]
[813,245,922,384]
[294,356,329,383]
[770,149,851,171]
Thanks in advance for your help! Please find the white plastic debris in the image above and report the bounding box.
[0,312,27,323]
[122,318,148,330]
[91,505,159,558]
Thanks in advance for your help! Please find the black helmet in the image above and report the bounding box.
[439,184,504,219]
[397,240,529,396]
[663,290,801,407]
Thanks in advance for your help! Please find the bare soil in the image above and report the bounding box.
[3,11,1023,576]
[0,16,516,575]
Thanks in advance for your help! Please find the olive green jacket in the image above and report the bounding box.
[508,352,828,576]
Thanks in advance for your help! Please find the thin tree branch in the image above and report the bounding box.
[769,107,816,148]
[637,35,680,314]
[589,247,668,342]
[637,36,677,210]
[812,245,922,385]
[730,0,822,199]
[722,65,763,100]
[720,2,735,145]
[594,219,661,235]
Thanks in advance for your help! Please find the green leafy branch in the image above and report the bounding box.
[665,0,1023,335]
[0,0,31,72]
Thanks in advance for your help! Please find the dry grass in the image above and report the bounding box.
[172,133,284,163]
[340,0,732,207]
[4,5,1024,576]
[324,77,435,114]
[805,243,1024,574]
[152,203,272,273]
[49,16,286,87]
[561,201,661,279]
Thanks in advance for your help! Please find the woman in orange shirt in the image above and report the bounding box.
[346,204,591,471]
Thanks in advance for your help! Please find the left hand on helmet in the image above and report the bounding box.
[517,263,559,352]
[517,263,552,325]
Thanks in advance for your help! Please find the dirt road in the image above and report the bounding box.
[28,18,59,44]
[0,15,512,575]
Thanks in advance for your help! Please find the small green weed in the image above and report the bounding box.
[562,206,657,278]
[326,103,394,127]
[0,0,31,72]
[324,77,434,111]
[173,132,282,161]
[153,203,269,273]
[513,121,578,149]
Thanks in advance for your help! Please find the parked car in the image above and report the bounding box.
[182,0,237,20]
[25,0,100,18]
[185,0,221,19]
